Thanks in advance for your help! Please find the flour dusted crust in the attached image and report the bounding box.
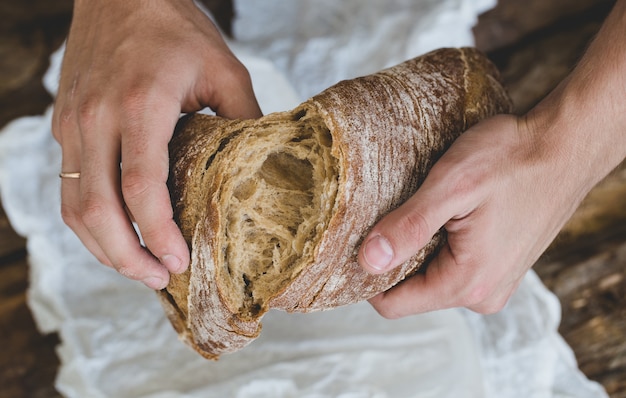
[157,47,512,360]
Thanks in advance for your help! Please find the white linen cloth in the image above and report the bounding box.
[0,1,608,396]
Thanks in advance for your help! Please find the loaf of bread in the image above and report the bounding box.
[158,47,512,359]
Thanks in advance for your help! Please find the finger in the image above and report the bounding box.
[198,53,263,120]
[61,178,114,266]
[369,210,522,318]
[120,100,190,275]
[78,105,170,289]
[358,159,477,274]
[368,243,514,318]
[54,97,113,266]
[367,245,461,318]
[215,76,262,120]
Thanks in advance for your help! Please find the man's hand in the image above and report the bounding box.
[359,115,584,316]
[52,0,262,289]
[359,0,626,317]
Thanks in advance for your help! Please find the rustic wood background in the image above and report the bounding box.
[1,0,624,396]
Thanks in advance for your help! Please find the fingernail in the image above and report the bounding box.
[161,254,183,273]
[143,276,167,290]
[364,235,394,271]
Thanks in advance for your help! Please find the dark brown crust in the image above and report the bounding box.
[157,47,512,359]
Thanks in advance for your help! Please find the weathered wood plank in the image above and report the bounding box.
[474,0,616,52]
[0,245,61,398]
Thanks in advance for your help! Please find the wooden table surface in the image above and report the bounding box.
[1,1,624,397]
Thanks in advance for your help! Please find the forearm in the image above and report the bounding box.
[524,0,626,193]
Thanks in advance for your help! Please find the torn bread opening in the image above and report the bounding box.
[211,110,339,320]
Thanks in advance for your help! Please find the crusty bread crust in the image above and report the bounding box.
[158,47,512,360]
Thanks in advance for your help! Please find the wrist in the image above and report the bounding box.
[520,1,626,195]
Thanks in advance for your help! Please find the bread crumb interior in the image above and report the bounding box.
[216,110,338,319]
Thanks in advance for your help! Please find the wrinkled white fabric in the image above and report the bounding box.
[0,1,608,397]
[232,0,496,100]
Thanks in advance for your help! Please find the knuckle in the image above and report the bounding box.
[471,296,509,315]
[52,106,73,142]
[120,86,150,115]
[395,210,430,245]
[448,169,479,199]
[116,263,141,280]
[135,226,163,251]
[461,283,510,314]
[220,56,254,88]
[121,170,152,205]
[58,105,75,128]
[76,97,101,130]
[373,305,403,320]
[60,202,81,229]
[80,193,111,231]
[443,160,492,203]
[461,282,492,309]
[50,104,78,144]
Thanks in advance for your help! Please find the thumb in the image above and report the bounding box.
[203,55,263,120]
[358,165,470,274]
[213,72,263,120]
